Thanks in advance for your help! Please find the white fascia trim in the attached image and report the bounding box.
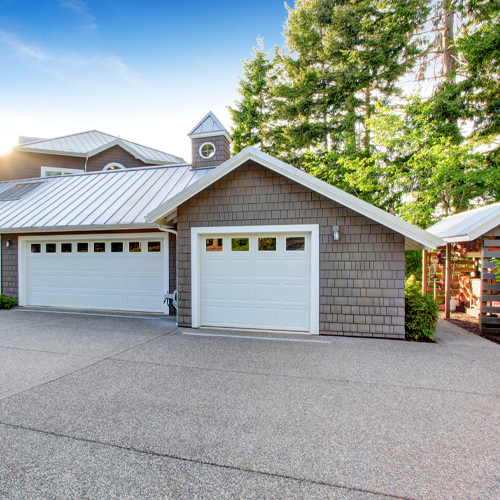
[18,232,169,308]
[13,147,88,158]
[191,224,320,335]
[190,131,233,143]
[147,147,442,250]
[0,224,158,234]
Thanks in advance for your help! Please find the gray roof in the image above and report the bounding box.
[427,202,500,242]
[13,131,184,165]
[188,111,228,136]
[0,165,210,232]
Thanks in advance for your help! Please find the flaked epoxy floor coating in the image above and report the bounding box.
[0,309,499,499]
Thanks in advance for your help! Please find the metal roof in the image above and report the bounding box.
[188,111,227,136]
[0,165,210,232]
[427,202,500,242]
[13,131,184,165]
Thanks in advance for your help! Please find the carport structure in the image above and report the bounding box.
[426,202,500,333]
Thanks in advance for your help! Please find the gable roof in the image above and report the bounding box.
[188,111,232,142]
[146,147,442,250]
[12,130,184,165]
[427,202,500,242]
[0,164,210,233]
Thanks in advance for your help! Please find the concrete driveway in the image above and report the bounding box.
[0,309,499,499]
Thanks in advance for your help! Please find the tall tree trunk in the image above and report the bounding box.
[443,1,456,81]
[364,87,371,153]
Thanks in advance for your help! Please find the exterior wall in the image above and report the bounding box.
[1,229,163,302]
[1,235,19,298]
[176,160,406,339]
[191,135,231,169]
[86,145,149,172]
[0,146,155,182]
[0,151,85,182]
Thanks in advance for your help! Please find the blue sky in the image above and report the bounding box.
[0,1,290,160]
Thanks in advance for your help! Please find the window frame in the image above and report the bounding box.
[41,166,82,177]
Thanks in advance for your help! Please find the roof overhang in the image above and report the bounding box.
[146,147,443,250]
[0,223,159,234]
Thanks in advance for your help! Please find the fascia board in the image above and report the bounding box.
[12,147,87,158]
[86,138,123,158]
[0,223,156,234]
[189,131,233,143]
[147,146,443,250]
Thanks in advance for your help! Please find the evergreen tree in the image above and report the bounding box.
[271,0,429,162]
[228,41,274,154]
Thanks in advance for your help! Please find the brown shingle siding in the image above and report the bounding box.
[176,159,405,339]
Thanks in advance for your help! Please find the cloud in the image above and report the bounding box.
[0,30,147,89]
[0,30,50,61]
[59,0,97,30]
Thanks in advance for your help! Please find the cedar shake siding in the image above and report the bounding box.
[0,146,159,182]
[176,160,406,339]
[86,146,149,172]
[1,234,18,298]
[191,135,231,169]
[0,151,85,181]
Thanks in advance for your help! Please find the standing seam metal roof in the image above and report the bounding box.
[0,165,210,231]
[13,130,184,164]
[427,202,500,240]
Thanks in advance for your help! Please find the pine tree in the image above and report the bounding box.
[228,41,274,154]
[271,0,429,162]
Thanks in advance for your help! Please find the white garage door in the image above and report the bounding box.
[200,233,311,331]
[22,235,168,313]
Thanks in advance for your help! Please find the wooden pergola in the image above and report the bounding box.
[426,203,500,332]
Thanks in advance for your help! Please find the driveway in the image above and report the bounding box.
[0,309,499,499]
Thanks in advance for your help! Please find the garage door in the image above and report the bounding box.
[200,233,310,331]
[22,235,168,313]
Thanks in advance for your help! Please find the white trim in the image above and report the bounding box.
[0,224,159,234]
[41,166,82,177]
[190,130,233,143]
[103,162,125,171]
[191,224,320,335]
[147,147,442,251]
[199,142,216,159]
[18,232,169,313]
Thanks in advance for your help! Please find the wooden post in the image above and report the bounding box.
[422,250,428,296]
[445,242,452,318]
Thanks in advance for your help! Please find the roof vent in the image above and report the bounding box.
[0,182,45,201]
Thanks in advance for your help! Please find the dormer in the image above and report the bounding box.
[188,111,232,168]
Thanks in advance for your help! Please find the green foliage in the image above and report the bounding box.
[405,250,422,278]
[405,276,439,341]
[228,41,274,154]
[269,0,429,160]
[0,293,16,309]
[367,99,498,227]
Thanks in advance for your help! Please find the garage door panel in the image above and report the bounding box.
[200,232,311,332]
[25,236,167,313]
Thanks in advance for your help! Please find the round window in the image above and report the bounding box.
[199,142,216,159]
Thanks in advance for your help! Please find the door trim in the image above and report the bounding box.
[18,232,169,314]
[191,224,320,334]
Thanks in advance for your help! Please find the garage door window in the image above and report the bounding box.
[148,241,161,252]
[111,242,123,253]
[206,238,222,251]
[258,237,276,251]
[129,242,142,253]
[31,244,41,254]
[94,242,105,253]
[286,237,305,251]
[231,238,249,251]
[77,242,88,253]
[61,243,72,253]
[46,243,56,253]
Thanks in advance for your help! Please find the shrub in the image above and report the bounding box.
[405,275,439,341]
[0,293,17,309]
[405,250,422,278]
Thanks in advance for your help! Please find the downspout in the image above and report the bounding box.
[84,154,89,173]
[157,224,178,317]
